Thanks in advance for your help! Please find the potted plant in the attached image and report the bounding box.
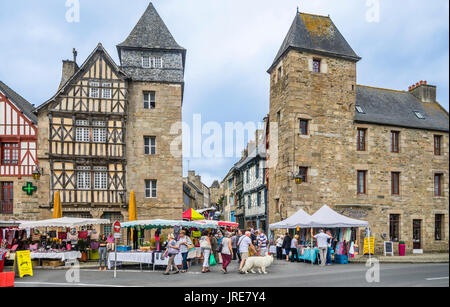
[398,241,406,256]
[78,239,88,262]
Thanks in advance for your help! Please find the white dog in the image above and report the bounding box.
[241,255,274,274]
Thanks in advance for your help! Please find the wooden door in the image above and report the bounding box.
[413,220,422,250]
[1,182,14,214]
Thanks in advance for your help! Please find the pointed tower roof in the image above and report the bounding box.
[268,12,360,72]
[118,2,185,52]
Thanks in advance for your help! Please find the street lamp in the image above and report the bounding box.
[32,167,42,180]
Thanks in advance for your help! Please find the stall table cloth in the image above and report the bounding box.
[107,252,154,270]
[30,251,82,262]
[298,248,320,263]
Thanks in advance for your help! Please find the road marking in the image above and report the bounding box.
[425,277,449,281]
[14,281,140,287]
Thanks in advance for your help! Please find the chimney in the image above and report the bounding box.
[58,48,79,90]
[408,80,436,103]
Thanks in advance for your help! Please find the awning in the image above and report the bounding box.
[120,219,217,230]
[19,217,111,229]
[0,220,21,228]
[194,220,239,228]
[196,207,217,214]
[183,208,205,221]
[269,209,312,229]
[309,205,369,228]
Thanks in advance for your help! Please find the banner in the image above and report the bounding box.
[363,237,375,255]
[14,250,33,278]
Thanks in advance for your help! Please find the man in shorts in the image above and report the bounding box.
[238,231,255,273]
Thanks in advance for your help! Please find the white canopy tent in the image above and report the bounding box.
[309,205,369,228]
[269,209,312,229]
[19,217,111,229]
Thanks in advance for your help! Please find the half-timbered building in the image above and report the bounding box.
[0,81,39,219]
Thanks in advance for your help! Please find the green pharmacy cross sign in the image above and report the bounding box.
[22,182,37,196]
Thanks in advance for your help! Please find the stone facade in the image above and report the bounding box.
[267,13,449,254]
[183,170,211,211]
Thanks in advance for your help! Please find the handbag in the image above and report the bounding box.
[200,237,210,249]
[209,253,217,266]
[187,250,196,260]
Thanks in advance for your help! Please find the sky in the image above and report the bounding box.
[0,0,448,186]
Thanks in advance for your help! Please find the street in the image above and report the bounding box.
[12,260,449,288]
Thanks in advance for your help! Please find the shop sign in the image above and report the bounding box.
[14,250,33,278]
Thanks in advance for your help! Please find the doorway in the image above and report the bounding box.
[413,220,422,250]
[1,182,14,214]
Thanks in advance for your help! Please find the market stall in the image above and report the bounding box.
[16,217,111,266]
[109,219,217,271]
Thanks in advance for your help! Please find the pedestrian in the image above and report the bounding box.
[164,234,180,275]
[257,229,268,257]
[314,229,331,266]
[290,235,299,262]
[98,234,108,271]
[238,231,256,274]
[210,231,219,264]
[178,230,193,273]
[276,235,284,260]
[200,230,212,273]
[220,232,233,274]
[231,231,238,260]
[326,230,334,266]
[217,232,223,264]
[235,230,242,262]
[282,233,292,262]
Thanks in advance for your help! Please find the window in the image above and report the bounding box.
[357,170,367,195]
[389,214,400,242]
[357,128,367,151]
[434,174,443,197]
[1,143,19,165]
[77,171,91,190]
[312,59,321,73]
[228,179,233,189]
[246,170,249,184]
[435,214,444,241]
[356,105,365,114]
[142,56,151,68]
[434,135,442,156]
[0,182,14,215]
[145,180,157,198]
[247,195,251,209]
[93,122,107,143]
[76,127,90,142]
[153,57,163,69]
[391,131,400,153]
[102,83,112,99]
[277,66,282,81]
[257,191,261,207]
[94,167,107,190]
[144,136,156,155]
[298,167,308,183]
[300,119,309,135]
[255,163,259,179]
[143,91,156,109]
[89,82,100,98]
[391,172,400,195]
[102,213,123,235]
[414,111,425,119]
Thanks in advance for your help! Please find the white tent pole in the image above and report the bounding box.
[311,228,313,266]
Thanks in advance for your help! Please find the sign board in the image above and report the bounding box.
[113,220,121,233]
[384,241,394,256]
[13,250,33,278]
[363,237,375,255]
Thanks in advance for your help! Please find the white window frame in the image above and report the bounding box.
[143,91,156,109]
[76,127,90,142]
[77,171,91,190]
[142,56,151,68]
[153,56,163,69]
[89,82,100,98]
[94,169,108,190]
[93,127,107,143]
[144,136,156,155]
[145,180,157,198]
[102,83,112,99]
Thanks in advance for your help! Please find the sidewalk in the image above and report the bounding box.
[351,253,449,264]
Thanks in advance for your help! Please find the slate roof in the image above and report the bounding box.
[268,12,360,72]
[355,85,449,132]
[117,2,185,52]
[0,80,37,124]
[235,143,266,169]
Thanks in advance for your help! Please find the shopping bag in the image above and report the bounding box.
[209,254,217,266]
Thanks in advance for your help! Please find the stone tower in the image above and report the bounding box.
[267,12,361,222]
[117,2,185,220]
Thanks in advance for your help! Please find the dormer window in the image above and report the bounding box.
[313,59,321,73]
[142,56,151,68]
[142,56,163,69]
[414,111,425,119]
[89,82,99,98]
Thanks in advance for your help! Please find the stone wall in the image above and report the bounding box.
[267,49,449,254]
[0,177,40,221]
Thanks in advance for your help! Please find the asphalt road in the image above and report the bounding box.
[12,260,449,288]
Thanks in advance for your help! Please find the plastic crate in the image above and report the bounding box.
[0,272,15,288]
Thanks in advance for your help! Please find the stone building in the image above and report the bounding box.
[34,3,185,228]
[183,170,210,210]
[267,11,449,254]
[0,81,39,220]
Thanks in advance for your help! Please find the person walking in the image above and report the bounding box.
[164,234,180,275]
[200,231,212,273]
[282,233,292,262]
[257,229,268,257]
[178,230,193,273]
[210,232,219,264]
[231,231,238,260]
[235,230,243,262]
[290,235,299,262]
[238,231,256,273]
[276,235,284,260]
[220,232,233,274]
[98,234,108,271]
[315,229,331,266]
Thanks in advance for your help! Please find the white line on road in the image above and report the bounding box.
[425,277,449,281]
[14,281,141,287]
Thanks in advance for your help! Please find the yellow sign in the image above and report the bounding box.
[363,237,375,255]
[13,250,33,278]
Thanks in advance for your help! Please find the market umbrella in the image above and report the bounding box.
[129,191,137,245]
[52,191,62,219]
[183,208,204,221]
